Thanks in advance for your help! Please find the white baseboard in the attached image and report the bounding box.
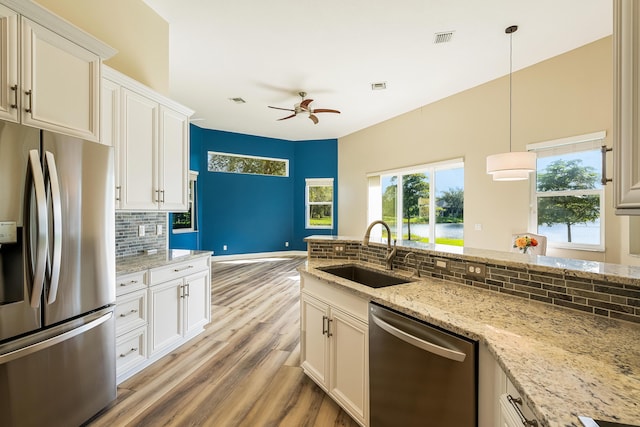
[211,250,307,262]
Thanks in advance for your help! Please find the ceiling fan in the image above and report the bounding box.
[268,91,340,124]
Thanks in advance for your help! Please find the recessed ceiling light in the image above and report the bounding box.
[371,82,387,90]
[433,31,454,44]
[229,97,246,104]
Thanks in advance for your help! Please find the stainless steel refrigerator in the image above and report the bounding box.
[0,121,116,426]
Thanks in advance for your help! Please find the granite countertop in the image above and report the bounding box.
[300,258,640,427]
[116,249,212,275]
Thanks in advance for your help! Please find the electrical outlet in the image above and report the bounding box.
[435,258,449,270]
[156,224,163,235]
[466,263,486,278]
[333,244,345,254]
[223,245,228,251]
[138,225,145,237]
[285,241,289,247]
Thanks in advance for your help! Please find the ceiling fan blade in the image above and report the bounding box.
[300,99,313,110]
[268,106,295,112]
[312,109,341,114]
[277,114,297,121]
[309,114,319,124]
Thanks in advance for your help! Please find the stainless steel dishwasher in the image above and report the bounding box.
[369,303,478,427]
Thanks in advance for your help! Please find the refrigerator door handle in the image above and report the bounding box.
[0,311,113,365]
[25,149,48,308]
[44,151,62,304]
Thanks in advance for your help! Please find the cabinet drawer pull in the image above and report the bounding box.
[119,347,138,358]
[10,84,18,109]
[506,395,538,427]
[173,265,193,272]
[24,89,32,113]
[119,309,138,318]
[119,280,139,287]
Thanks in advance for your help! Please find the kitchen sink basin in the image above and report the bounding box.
[318,265,412,288]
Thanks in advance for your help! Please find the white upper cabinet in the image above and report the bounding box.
[103,65,194,211]
[0,0,116,142]
[613,0,640,214]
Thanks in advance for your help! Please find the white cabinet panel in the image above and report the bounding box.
[159,105,188,211]
[149,278,183,355]
[184,269,210,337]
[20,17,99,141]
[0,4,18,122]
[300,293,330,390]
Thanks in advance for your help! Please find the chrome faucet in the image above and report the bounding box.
[363,220,397,270]
[403,252,422,277]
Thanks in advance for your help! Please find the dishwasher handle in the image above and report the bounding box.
[371,313,467,362]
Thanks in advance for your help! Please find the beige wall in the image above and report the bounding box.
[34,0,169,95]
[339,36,638,265]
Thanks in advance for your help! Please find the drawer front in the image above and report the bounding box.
[301,272,369,322]
[116,271,147,296]
[149,256,209,285]
[116,326,147,375]
[116,289,147,336]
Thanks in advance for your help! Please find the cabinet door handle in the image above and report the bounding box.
[160,189,165,203]
[601,145,613,185]
[119,347,138,358]
[327,318,333,337]
[119,280,138,287]
[180,284,185,298]
[116,186,122,201]
[322,315,328,336]
[10,84,18,109]
[119,309,138,318]
[185,283,190,297]
[506,395,538,427]
[24,89,32,113]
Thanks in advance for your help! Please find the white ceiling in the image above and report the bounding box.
[142,0,612,142]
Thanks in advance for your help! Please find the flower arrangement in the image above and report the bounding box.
[513,235,538,254]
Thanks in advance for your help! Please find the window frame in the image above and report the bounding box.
[527,131,606,252]
[172,171,198,234]
[367,158,464,244]
[305,178,334,230]
[207,151,289,177]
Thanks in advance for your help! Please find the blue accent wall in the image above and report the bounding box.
[169,125,337,255]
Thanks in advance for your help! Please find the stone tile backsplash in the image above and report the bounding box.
[115,212,167,258]
[307,241,640,324]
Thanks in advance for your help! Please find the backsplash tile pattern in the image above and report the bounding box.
[116,212,167,258]
[307,241,640,324]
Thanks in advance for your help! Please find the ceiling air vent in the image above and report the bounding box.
[229,97,246,104]
[433,31,454,44]
[371,82,387,91]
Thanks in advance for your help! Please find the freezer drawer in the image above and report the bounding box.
[0,309,116,427]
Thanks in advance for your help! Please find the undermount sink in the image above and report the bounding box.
[318,264,412,288]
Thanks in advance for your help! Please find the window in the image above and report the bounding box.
[207,151,288,177]
[172,171,198,233]
[527,132,605,251]
[306,178,334,229]
[368,159,464,246]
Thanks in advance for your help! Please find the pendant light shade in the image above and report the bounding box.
[486,25,536,182]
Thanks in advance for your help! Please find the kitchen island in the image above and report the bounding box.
[302,236,640,427]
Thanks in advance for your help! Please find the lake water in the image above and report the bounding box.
[392,222,599,244]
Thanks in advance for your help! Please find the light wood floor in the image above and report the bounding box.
[87,256,360,427]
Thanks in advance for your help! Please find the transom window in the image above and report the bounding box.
[207,151,289,177]
[367,159,464,246]
[306,178,334,229]
[527,132,606,251]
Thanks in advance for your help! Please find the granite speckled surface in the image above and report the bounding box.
[116,249,212,275]
[300,258,640,427]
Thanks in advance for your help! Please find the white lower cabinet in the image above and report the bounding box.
[115,255,211,383]
[300,273,368,427]
[478,344,540,427]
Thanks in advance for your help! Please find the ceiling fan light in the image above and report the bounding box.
[486,151,537,181]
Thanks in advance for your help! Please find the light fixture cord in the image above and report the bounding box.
[509,29,513,153]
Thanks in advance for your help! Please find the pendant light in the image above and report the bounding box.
[486,25,536,181]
